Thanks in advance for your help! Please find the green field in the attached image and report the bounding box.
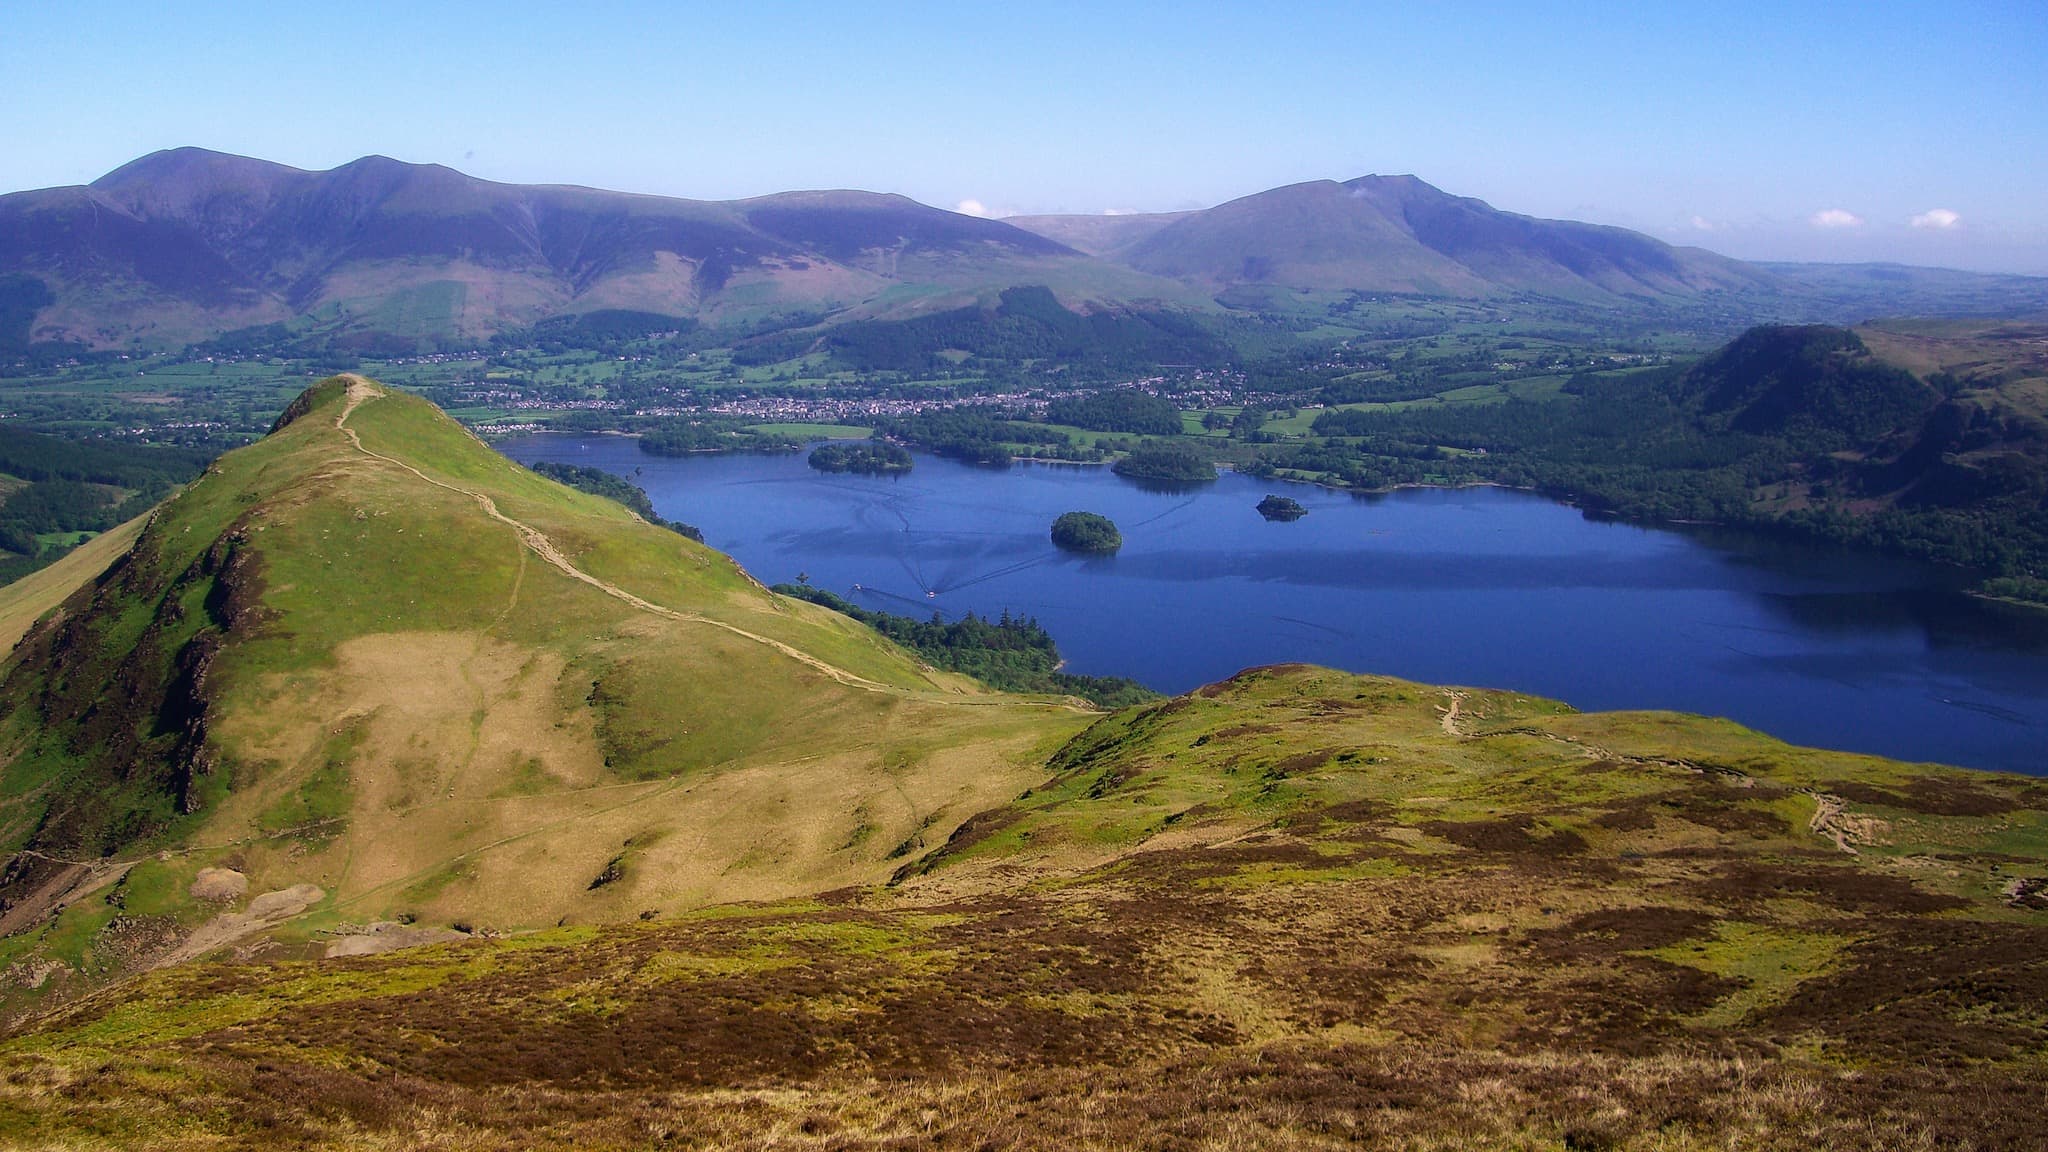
[743,422,873,438]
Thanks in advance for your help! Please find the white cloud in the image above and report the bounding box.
[955,199,989,217]
[1810,208,1864,229]
[1688,215,1719,231]
[1910,208,1961,230]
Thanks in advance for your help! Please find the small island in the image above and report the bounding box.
[1256,494,1308,521]
[1050,511,1122,554]
[808,441,914,475]
[1112,442,1217,483]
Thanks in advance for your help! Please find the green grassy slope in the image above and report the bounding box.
[2,664,2043,1149]
[0,376,1092,1016]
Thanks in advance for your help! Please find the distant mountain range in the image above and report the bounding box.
[1010,175,1769,298]
[0,148,1151,349]
[4,148,2046,350]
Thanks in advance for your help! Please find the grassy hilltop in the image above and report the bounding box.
[0,376,1090,1014]
[0,381,2044,1148]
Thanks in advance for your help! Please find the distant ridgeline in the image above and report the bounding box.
[0,426,214,585]
[526,461,702,541]
[12,148,2048,365]
[772,583,1155,708]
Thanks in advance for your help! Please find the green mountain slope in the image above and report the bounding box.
[1675,324,1941,449]
[731,284,1232,373]
[0,376,1092,1013]
[1264,317,2048,588]
[1764,262,2048,318]
[1676,321,2048,580]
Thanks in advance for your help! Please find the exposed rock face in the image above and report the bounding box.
[323,921,468,958]
[188,867,248,902]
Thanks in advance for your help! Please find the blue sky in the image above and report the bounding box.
[5,1,2043,271]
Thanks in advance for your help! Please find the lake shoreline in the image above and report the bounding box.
[497,432,2048,774]
[492,428,2000,593]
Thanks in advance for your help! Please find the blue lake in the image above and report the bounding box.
[499,434,2048,774]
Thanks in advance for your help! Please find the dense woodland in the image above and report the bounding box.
[808,441,913,474]
[1113,441,1219,483]
[772,584,1155,708]
[638,420,802,457]
[1257,494,1308,521]
[0,276,58,359]
[0,428,213,582]
[1044,391,1185,436]
[871,411,1072,466]
[1050,511,1122,553]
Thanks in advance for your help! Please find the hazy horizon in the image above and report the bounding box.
[5,2,2043,274]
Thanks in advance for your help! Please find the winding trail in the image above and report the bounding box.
[1807,792,1881,855]
[1438,691,1466,737]
[333,379,1082,711]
